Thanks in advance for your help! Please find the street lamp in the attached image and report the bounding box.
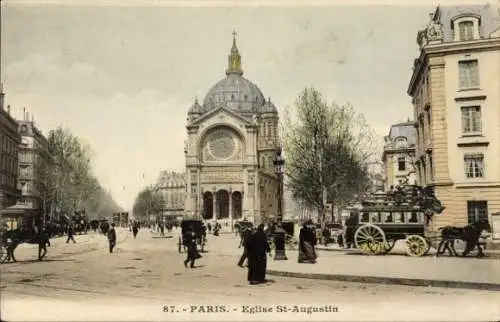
[273,146,287,260]
[273,147,285,222]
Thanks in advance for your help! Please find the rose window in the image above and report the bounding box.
[208,130,236,159]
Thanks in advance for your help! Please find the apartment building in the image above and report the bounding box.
[17,111,51,212]
[407,4,500,231]
[0,86,21,210]
[155,170,186,220]
[382,121,418,191]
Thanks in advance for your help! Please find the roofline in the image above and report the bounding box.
[408,37,500,95]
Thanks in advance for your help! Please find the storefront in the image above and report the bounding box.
[0,204,40,230]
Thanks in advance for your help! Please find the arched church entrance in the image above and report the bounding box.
[202,192,213,219]
[216,190,230,219]
[232,191,242,219]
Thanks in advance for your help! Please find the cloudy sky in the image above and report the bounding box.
[1,0,440,210]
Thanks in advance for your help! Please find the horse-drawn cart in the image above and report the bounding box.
[178,219,207,253]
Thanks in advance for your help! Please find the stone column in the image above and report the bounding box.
[229,189,233,221]
[212,188,217,220]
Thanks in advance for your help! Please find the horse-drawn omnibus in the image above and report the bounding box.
[348,184,446,257]
[350,204,431,256]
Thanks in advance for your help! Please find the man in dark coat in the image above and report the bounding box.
[184,226,200,268]
[237,227,252,267]
[345,213,358,249]
[246,224,270,285]
[66,224,76,244]
[107,223,117,253]
[132,222,139,238]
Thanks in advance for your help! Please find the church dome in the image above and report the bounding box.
[197,33,276,116]
[188,98,203,115]
[202,74,266,114]
[261,97,278,114]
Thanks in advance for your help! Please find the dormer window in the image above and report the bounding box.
[458,21,474,41]
[452,14,481,42]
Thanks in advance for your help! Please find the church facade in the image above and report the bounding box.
[184,34,281,225]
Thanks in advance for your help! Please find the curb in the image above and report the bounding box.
[266,270,500,292]
[315,247,500,259]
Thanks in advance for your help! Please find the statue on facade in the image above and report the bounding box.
[426,19,444,42]
[252,113,259,125]
[417,29,428,50]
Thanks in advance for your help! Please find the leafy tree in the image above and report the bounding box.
[283,88,377,224]
[132,186,165,220]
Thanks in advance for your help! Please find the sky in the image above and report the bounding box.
[1,0,441,210]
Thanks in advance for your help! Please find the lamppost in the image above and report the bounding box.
[273,146,287,260]
[273,147,285,222]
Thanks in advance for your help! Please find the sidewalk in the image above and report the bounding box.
[212,234,500,291]
[267,249,500,291]
[315,241,500,259]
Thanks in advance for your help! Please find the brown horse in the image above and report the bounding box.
[2,229,51,262]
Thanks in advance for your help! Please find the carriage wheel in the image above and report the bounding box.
[368,239,396,255]
[405,235,429,257]
[354,224,386,255]
[0,245,8,263]
[177,237,182,253]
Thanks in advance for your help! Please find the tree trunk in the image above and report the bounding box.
[331,200,335,222]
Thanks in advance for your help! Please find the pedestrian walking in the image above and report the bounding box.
[107,223,117,253]
[184,226,200,268]
[237,227,252,267]
[344,212,357,249]
[322,226,331,247]
[246,224,270,285]
[132,223,139,239]
[213,222,220,236]
[66,224,76,243]
[298,221,317,263]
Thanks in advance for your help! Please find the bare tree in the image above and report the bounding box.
[283,88,378,224]
[47,127,121,220]
[132,186,165,221]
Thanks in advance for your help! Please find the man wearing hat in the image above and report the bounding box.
[107,223,117,253]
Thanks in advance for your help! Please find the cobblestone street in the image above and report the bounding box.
[1,229,499,321]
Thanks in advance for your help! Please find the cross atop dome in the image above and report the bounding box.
[226,31,243,76]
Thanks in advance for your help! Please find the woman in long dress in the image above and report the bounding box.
[246,224,270,284]
[298,222,317,263]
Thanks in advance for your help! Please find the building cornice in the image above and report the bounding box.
[407,37,500,96]
[425,37,500,55]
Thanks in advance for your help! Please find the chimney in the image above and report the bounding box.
[23,107,26,120]
[7,105,11,115]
